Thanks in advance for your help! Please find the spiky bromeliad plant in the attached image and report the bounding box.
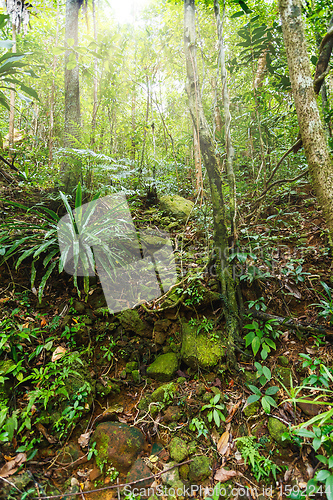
[0,183,133,301]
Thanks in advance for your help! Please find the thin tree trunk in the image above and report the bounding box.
[139,74,149,175]
[184,0,241,369]
[193,123,203,196]
[90,0,98,147]
[279,0,333,245]
[214,0,237,240]
[62,0,82,191]
[9,24,16,150]
[49,0,59,167]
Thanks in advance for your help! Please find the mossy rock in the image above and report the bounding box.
[168,480,185,500]
[159,195,194,222]
[92,422,145,473]
[180,320,224,369]
[118,309,147,337]
[146,353,179,382]
[275,366,293,388]
[137,395,152,411]
[126,458,153,490]
[161,461,180,485]
[189,456,211,482]
[151,382,177,403]
[169,437,188,462]
[267,417,288,447]
[243,401,260,417]
[277,355,289,367]
[126,361,139,373]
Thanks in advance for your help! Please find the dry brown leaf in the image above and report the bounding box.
[78,432,92,449]
[36,423,57,444]
[217,431,229,455]
[40,317,47,327]
[214,467,237,482]
[0,453,27,478]
[51,346,67,362]
[225,400,242,423]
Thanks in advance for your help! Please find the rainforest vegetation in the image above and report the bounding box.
[0,0,333,498]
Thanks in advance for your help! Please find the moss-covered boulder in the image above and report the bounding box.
[243,401,260,417]
[151,382,177,403]
[163,406,182,423]
[92,422,145,473]
[159,195,194,222]
[168,480,185,500]
[180,321,224,369]
[267,417,288,447]
[189,456,211,482]
[161,461,180,485]
[169,437,188,462]
[126,458,153,490]
[118,310,147,337]
[153,319,171,345]
[146,353,179,381]
[275,366,293,388]
[126,362,139,373]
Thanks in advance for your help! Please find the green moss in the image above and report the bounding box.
[96,434,110,471]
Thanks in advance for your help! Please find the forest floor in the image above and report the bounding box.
[0,181,333,500]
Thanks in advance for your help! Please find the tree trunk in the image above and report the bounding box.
[62,0,82,192]
[139,74,150,175]
[9,24,16,151]
[90,0,98,147]
[184,0,241,369]
[193,123,203,197]
[214,0,236,240]
[49,0,59,167]
[279,0,333,245]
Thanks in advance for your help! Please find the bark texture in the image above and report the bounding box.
[62,0,83,191]
[279,0,333,244]
[184,0,241,368]
[214,0,236,240]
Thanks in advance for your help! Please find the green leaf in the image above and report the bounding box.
[248,385,261,396]
[247,394,260,404]
[75,182,82,209]
[252,336,261,356]
[52,46,65,55]
[313,437,323,451]
[231,10,245,18]
[17,82,39,100]
[326,474,333,500]
[261,396,271,413]
[294,428,315,438]
[66,61,77,70]
[66,38,74,47]
[316,455,328,465]
[264,396,278,408]
[265,385,279,395]
[38,261,57,303]
[316,469,330,481]
[264,338,276,349]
